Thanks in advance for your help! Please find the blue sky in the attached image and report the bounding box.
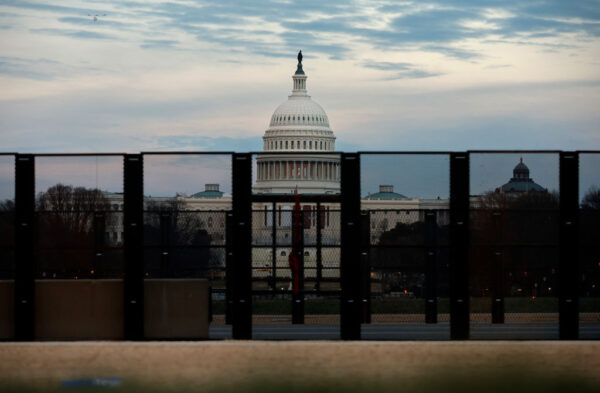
[0,0,599,154]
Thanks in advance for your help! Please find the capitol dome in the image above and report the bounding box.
[262,51,336,153]
[255,52,340,194]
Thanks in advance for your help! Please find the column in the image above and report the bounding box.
[303,161,307,180]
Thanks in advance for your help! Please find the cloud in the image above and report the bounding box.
[30,28,115,40]
[362,60,442,79]
[140,39,179,49]
[0,56,101,80]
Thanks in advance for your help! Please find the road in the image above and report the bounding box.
[210,323,600,340]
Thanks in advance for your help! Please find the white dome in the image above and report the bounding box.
[269,97,330,128]
[262,55,335,153]
[255,52,341,195]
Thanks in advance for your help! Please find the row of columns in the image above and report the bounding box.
[257,160,340,182]
[266,140,332,151]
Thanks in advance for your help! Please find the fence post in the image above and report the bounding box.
[231,153,252,339]
[292,211,304,324]
[360,211,371,324]
[271,202,277,294]
[450,153,470,340]
[93,212,105,278]
[225,212,234,325]
[340,153,361,340]
[14,154,35,341]
[559,152,579,339]
[491,212,505,324]
[425,211,438,324]
[123,154,144,340]
[159,212,171,277]
[316,202,322,292]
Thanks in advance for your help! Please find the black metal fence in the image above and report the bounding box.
[0,151,598,340]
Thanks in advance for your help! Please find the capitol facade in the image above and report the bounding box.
[254,51,340,194]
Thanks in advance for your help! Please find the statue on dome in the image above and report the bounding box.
[297,50,303,63]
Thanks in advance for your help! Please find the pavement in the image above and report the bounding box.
[210,322,600,340]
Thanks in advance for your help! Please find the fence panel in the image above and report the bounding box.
[143,153,232,338]
[0,155,15,280]
[360,153,450,339]
[35,156,124,280]
[0,155,15,339]
[469,152,560,339]
[579,153,600,339]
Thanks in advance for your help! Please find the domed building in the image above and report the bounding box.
[254,51,340,194]
[496,157,547,193]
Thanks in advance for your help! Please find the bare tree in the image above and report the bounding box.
[36,184,111,278]
[0,199,15,278]
[144,198,213,277]
[581,186,600,210]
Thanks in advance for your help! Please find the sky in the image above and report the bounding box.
[0,0,599,154]
[1,1,600,200]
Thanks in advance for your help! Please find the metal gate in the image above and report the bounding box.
[250,194,341,337]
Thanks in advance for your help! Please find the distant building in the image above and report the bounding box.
[496,157,547,194]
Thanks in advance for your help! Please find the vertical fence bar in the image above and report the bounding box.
[93,212,105,278]
[559,152,579,339]
[340,153,361,340]
[490,212,504,325]
[491,212,505,324]
[425,211,438,324]
[292,211,304,324]
[231,153,252,339]
[360,211,371,324]
[271,202,276,293]
[123,154,144,340]
[225,212,234,325]
[14,154,35,341]
[450,153,470,340]
[316,202,322,292]
[159,212,171,277]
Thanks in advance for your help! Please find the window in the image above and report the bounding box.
[304,251,310,256]
[293,116,295,120]
[280,251,286,256]
[309,141,312,149]
[320,141,323,149]
[286,141,288,149]
[303,141,306,149]
[290,141,293,149]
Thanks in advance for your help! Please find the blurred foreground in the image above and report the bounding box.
[1,341,599,392]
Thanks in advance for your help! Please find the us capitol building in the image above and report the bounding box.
[105,52,546,247]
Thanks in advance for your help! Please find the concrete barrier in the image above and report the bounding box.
[144,279,209,339]
[34,279,124,340]
[0,280,14,339]
[10,279,209,340]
